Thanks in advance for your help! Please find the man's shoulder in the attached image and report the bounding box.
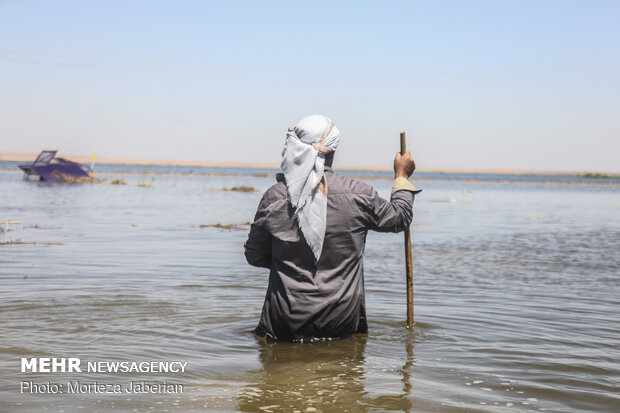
[260,180,288,204]
[328,171,376,197]
[258,172,377,204]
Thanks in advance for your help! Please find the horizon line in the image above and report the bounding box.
[1,151,618,176]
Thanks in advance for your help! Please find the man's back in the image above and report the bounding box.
[245,166,416,341]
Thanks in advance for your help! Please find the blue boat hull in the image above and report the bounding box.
[18,150,92,182]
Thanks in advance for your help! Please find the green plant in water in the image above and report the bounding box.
[138,178,155,188]
[582,172,611,179]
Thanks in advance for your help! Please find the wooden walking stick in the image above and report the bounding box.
[400,131,414,328]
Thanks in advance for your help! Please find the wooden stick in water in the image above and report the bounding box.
[400,131,414,328]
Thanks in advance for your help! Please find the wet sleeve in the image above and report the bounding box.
[363,183,418,233]
[244,194,273,269]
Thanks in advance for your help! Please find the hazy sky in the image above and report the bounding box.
[1,1,619,171]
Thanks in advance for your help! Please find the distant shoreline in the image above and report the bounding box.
[1,151,618,177]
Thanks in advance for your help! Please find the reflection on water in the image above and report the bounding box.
[238,335,416,413]
[1,166,619,412]
[239,336,372,412]
[401,339,414,404]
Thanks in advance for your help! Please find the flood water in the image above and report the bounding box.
[1,164,619,412]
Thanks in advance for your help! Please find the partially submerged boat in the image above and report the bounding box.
[19,150,93,182]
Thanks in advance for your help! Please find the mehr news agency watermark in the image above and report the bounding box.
[19,357,186,395]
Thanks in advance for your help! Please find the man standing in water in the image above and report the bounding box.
[245,115,420,342]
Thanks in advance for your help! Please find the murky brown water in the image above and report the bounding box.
[1,165,619,412]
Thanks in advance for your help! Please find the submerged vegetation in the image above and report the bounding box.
[50,171,102,183]
[581,172,612,179]
[0,239,62,246]
[199,222,251,231]
[137,178,155,188]
[219,185,258,193]
[0,221,62,246]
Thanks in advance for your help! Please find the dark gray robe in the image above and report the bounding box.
[244,166,416,341]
